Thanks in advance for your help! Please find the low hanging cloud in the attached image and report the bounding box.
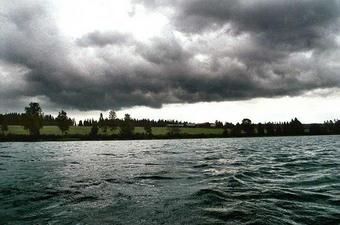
[77,31,134,47]
[0,0,340,111]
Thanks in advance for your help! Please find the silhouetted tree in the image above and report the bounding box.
[99,113,104,123]
[289,118,304,135]
[43,114,56,126]
[56,110,72,135]
[275,123,284,136]
[309,124,322,135]
[223,122,234,136]
[265,123,274,136]
[109,110,116,119]
[224,122,234,129]
[257,123,265,136]
[215,120,224,128]
[231,123,242,136]
[334,120,340,134]
[90,122,99,137]
[83,119,93,126]
[98,113,108,134]
[119,114,134,137]
[24,102,43,136]
[78,120,83,126]
[241,118,254,136]
[108,110,117,131]
[323,120,334,134]
[1,119,8,135]
[222,128,229,136]
[282,122,290,135]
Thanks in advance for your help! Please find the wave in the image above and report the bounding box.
[135,175,177,180]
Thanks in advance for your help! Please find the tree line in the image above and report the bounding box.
[0,102,340,140]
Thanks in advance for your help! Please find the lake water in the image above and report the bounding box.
[0,136,340,225]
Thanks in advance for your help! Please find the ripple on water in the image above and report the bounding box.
[135,175,178,180]
[0,154,14,158]
[193,163,209,168]
[104,178,134,184]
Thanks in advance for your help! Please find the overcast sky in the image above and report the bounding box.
[1,0,340,123]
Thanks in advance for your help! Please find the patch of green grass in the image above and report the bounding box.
[8,125,29,135]
[41,126,63,135]
[7,125,224,136]
[67,126,91,135]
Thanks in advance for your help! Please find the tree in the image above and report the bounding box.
[1,119,8,135]
[223,122,234,136]
[231,123,242,136]
[222,127,229,136]
[99,113,104,123]
[108,110,117,131]
[119,114,134,137]
[56,110,72,135]
[257,123,265,136]
[90,122,99,137]
[98,113,108,134]
[102,120,108,134]
[335,120,340,134]
[265,123,275,136]
[109,110,116,120]
[24,102,43,136]
[310,124,322,135]
[289,118,304,135]
[324,120,335,134]
[241,118,254,136]
[144,123,152,136]
[275,123,283,136]
[215,120,224,128]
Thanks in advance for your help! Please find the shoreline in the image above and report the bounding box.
[1,133,338,142]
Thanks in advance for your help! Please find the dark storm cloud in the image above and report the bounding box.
[1,0,340,111]
[138,1,340,31]
[136,36,192,65]
[177,0,340,51]
[77,31,134,47]
[0,0,88,109]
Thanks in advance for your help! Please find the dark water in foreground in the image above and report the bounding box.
[0,136,340,225]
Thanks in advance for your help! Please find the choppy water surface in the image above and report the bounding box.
[0,136,340,225]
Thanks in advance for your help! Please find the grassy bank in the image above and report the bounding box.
[6,125,224,136]
[0,125,225,142]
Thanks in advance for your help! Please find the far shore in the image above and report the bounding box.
[1,103,339,142]
[1,125,338,142]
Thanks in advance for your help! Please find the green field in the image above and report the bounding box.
[6,125,224,136]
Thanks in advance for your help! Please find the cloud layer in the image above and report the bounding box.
[1,0,340,111]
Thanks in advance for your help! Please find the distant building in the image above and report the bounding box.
[196,122,217,128]
[186,123,196,127]
[166,124,184,127]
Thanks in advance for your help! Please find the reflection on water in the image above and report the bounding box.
[1,136,340,224]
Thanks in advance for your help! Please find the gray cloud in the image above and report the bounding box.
[0,0,340,112]
[77,31,134,47]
